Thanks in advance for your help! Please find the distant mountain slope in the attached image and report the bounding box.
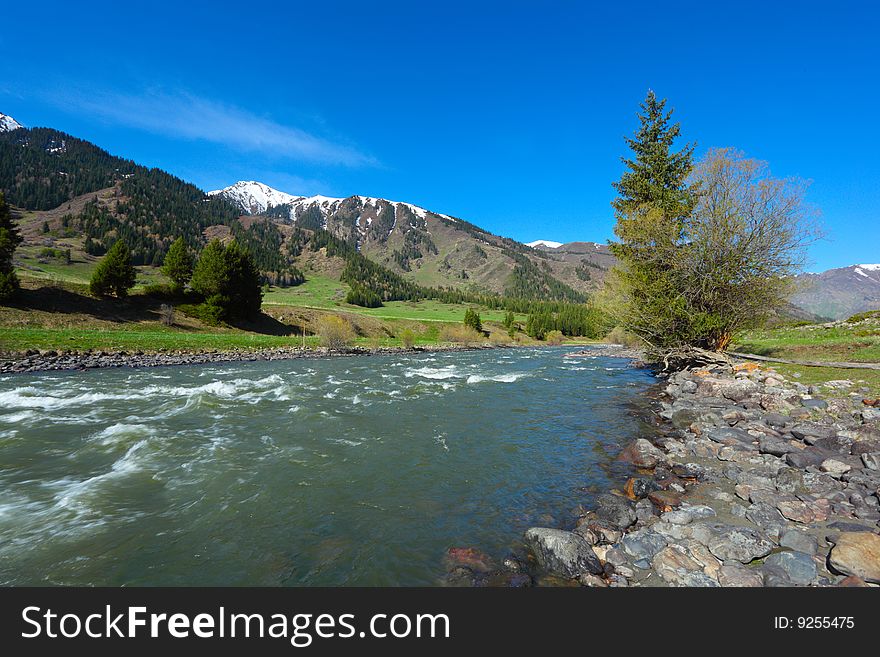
[0,112,23,132]
[211,181,610,300]
[792,264,880,320]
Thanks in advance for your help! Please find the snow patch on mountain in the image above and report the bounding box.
[526,240,563,249]
[0,112,23,132]
[207,181,300,214]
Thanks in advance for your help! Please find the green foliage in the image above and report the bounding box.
[89,240,136,298]
[399,328,416,348]
[190,239,263,321]
[463,308,482,333]
[0,192,22,301]
[346,285,383,308]
[607,91,698,350]
[526,304,608,339]
[502,310,515,331]
[161,237,195,292]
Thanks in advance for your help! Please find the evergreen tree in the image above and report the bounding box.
[463,308,482,333]
[89,240,136,298]
[161,236,194,292]
[190,239,263,321]
[607,91,698,349]
[0,192,22,300]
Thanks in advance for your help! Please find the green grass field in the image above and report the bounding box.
[734,319,880,396]
[263,274,525,323]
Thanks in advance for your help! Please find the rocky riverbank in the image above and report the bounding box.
[444,357,880,587]
[0,343,501,374]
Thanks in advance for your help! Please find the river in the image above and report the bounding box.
[0,346,655,585]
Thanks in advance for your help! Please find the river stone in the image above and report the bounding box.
[790,423,837,444]
[718,563,765,587]
[705,427,755,446]
[860,453,880,471]
[765,551,818,586]
[621,531,668,561]
[618,439,665,469]
[820,458,852,475]
[524,528,603,578]
[776,498,820,524]
[764,413,789,429]
[779,529,819,556]
[595,494,637,531]
[624,477,660,500]
[785,449,827,469]
[828,532,880,583]
[758,435,798,457]
[651,546,703,585]
[802,398,828,410]
[648,490,683,513]
[719,380,761,402]
[745,503,787,541]
[707,526,773,564]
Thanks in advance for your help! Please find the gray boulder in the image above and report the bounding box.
[524,528,603,578]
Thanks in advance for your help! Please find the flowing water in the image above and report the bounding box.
[0,346,655,585]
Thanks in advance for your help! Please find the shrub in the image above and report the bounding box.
[317,315,356,350]
[438,324,482,344]
[605,326,643,348]
[399,328,416,349]
[545,330,564,345]
[463,308,483,333]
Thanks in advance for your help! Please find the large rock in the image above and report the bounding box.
[718,563,764,587]
[828,532,880,583]
[651,546,718,586]
[707,526,774,564]
[595,494,637,531]
[780,529,819,555]
[618,439,665,469]
[764,551,818,586]
[718,380,761,402]
[524,528,603,578]
[621,531,668,561]
[790,423,837,444]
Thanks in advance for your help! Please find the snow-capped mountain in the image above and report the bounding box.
[0,112,23,133]
[207,181,300,215]
[526,240,563,249]
[209,180,453,237]
[793,263,880,319]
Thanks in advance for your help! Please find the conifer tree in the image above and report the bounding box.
[89,240,137,298]
[0,192,22,300]
[161,236,194,292]
[607,91,698,349]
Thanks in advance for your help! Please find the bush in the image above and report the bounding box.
[399,328,416,349]
[438,324,482,344]
[317,315,356,350]
[605,326,642,348]
[545,330,564,345]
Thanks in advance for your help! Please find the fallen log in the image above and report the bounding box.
[726,351,880,371]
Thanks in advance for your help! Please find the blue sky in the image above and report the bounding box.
[2,1,877,271]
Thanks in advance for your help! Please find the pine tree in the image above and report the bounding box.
[161,236,194,292]
[607,91,698,349]
[89,240,137,298]
[190,239,262,321]
[463,308,482,333]
[0,192,22,300]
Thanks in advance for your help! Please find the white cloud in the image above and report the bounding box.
[52,88,376,167]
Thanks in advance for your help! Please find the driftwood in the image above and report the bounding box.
[656,346,732,372]
[726,351,880,371]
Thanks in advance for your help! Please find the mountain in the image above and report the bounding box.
[211,181,610,299]
[526,240,563,249]
[0,120,608,302]
[792,264,880,320]
[208,181,299,215]
[0,112,23,133]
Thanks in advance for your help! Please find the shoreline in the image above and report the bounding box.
[444,352,880,587]
[0,340,623,375]
[522,357,880,587]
